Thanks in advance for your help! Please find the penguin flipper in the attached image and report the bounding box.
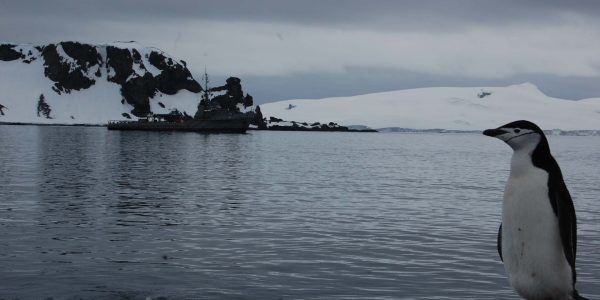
[497,223,503,261]
[542,154,578,286]
[549,170,577,281]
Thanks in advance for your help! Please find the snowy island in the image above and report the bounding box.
[260,83,600,133]
[2,41,600,133]
[0,41,204,124]
[0,41,363,132]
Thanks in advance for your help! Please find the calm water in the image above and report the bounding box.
[0,126,598,300]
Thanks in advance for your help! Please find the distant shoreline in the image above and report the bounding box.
[2,122,599,136]
[0,122,376,132]
[0,121,105,127]
[249,127,377,133]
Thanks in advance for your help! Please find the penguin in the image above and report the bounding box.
[483,120,587,300]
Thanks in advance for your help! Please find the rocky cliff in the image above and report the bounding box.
[0,41,202,124]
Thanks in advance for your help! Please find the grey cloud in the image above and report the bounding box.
[2,0,600,101]
[3,0,600,30]
[235,68,600,105]
[3,0,600,44]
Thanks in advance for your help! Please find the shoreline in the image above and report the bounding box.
[2,122,599,136]
[0,121,105,127]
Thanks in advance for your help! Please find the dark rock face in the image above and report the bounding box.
[269,116,283,123]
[149,52,170,70]
[252,106,267,129]
[1,41,202,117]
[477,90,492,98]
[148,51,202,95]
[37,94,52,119]
[155,66,201,95]
[0,44,23,61]
[122,74,158,116]
[267,123,352,132]
[42,43,97,93]
[61,42,102,72]
[105,46,152,116]
[106,46,134,84]
[261,116,376,132]
[103,45,200,116]
[209,77,252,112]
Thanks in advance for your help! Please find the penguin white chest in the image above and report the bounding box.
[502,154,572,299]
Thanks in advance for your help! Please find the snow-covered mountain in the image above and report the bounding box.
[2,43,600,131]
[260,83,600,131]
[0,41,201,124]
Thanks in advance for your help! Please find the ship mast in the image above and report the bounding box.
[201,66,210,105]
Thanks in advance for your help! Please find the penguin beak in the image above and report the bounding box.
[483,128,508,137]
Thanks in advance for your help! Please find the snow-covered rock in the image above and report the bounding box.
[264,116,354,131]
[0,41,201,125]
[259,83,600,131]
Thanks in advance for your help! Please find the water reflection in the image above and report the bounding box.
[0,127,598,299]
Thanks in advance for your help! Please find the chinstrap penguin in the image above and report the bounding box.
[483,120,587,300]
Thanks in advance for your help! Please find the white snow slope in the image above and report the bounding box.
[260,83,600,130]
[0,42,200,125]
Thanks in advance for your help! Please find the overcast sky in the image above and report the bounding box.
[2,0,600,103]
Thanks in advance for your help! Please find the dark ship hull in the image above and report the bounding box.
[108,111,254,133]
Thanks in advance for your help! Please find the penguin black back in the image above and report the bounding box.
[509,121,578,285]
[484,120,584,298]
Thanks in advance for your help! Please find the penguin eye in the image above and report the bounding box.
[514,129,521,133]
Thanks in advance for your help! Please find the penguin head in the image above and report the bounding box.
[483,120,546,151]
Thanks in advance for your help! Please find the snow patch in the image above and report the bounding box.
[260,84,600,130]
[0,42,201,125]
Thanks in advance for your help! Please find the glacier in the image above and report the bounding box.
[259,83,600,131]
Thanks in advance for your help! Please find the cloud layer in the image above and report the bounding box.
[2,0,600,101]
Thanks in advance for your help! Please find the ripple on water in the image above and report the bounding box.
[0,127,598,299]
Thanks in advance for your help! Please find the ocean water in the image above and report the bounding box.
[0,125,598,300]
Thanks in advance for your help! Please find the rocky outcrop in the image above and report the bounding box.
[209,77,253,111]
[0,44,24,61]
[252,106,267,129]
[260,116,377,132]
[1,41,202,117]
[36,94,52,119]
[42,43,99,93]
